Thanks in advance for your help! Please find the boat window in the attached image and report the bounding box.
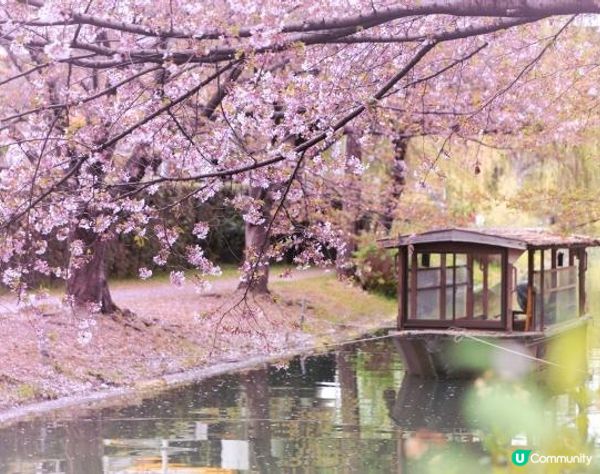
[408,253,442,320]
[445,254,467,320]
[408,250,504,325]
[472,253,502,321]
[534,265,578,325]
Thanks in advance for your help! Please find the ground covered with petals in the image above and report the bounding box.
[0,270,395,411]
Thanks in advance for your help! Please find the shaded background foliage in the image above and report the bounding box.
[23,187,246,287]
[110,187,246,278]
[353,239,397,298]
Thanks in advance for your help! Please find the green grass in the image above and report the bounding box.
[108,263,240,289]
[108,263,297,289]
[15,383,39,401]
[272,274,397,327]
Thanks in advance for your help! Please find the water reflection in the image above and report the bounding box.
[0,338,597,473]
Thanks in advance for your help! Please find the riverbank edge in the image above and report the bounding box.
[0,320,395,429]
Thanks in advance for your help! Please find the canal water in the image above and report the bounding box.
[0,335,599,473]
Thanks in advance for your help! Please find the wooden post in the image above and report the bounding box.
[526,249,535,331]
[551,248,557,288]
[540,249,545,330]
[579,248,587,317]
[466,254,474,319]
[440,253,447,320]
[505,249,513,332]
[452,253,457,321]
[569,249,575,266]
[397,247,408,329]
[482,255,489,318]
[410,250,418,320]
[550,248,558,325]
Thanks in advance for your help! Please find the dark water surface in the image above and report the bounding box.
[0,342,407,473]
[0,337,598,473]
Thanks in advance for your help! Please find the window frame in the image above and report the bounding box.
[402,243,507,330]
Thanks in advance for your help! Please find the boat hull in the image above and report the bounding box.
[391,318,589,378]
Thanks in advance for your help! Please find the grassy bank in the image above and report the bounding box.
[0,270,396,413]
[272,274,396,337]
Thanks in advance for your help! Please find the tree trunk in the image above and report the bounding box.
[65,123,119,314]
[64,419,103,474]
[67,226,117,313]
[66,142,157,313]
[66,61,244,311]
[336,129,362,279]
[238,186,273,294]
[241,368,274,472]
[381,137,408,232]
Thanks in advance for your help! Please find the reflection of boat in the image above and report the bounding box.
[390,375,474,437]
[380,228,597,377]
[388,375,487,470]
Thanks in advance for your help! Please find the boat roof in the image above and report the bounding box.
[379,227,600,250]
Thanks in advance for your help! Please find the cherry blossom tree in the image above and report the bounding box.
[1,0,600,311]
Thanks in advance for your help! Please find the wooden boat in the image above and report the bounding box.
[379,228,599,378]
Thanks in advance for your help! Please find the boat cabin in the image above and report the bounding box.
[380,228,600,332]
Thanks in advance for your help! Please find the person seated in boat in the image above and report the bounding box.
[515,281,560,328]
[516,282,528,313]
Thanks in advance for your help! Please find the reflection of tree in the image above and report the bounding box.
[337,348,360,473]
[242,368,275,472]
[63,419,103,474]
[361,344,393,373]
[85,376,244,470]
[268,354,336,386]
